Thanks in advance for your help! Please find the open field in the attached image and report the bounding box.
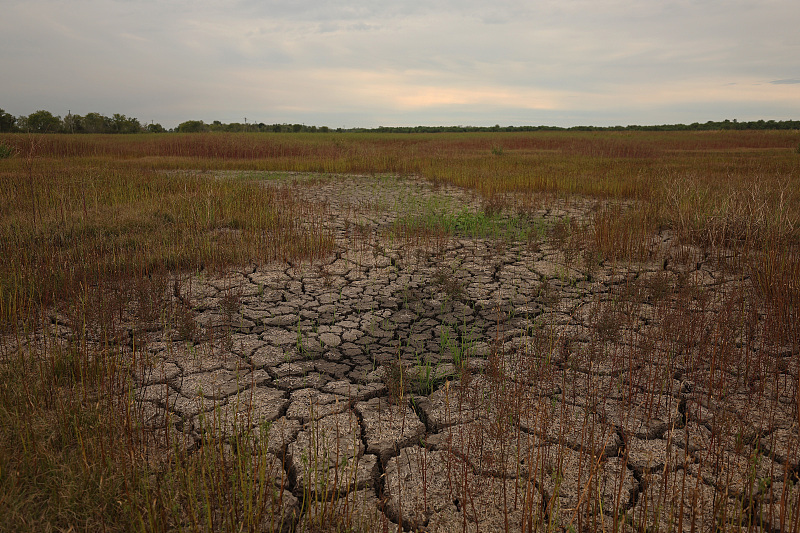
[1,131,799,532]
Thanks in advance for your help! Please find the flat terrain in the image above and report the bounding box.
[41,173,793,532]
[2,131,798,532]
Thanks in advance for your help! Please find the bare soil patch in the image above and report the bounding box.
[30,174,800,531]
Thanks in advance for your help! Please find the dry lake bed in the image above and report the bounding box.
[47,174,798,531]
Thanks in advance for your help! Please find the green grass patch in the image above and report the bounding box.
[391,207,547,242]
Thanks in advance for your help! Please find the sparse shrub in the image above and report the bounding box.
[537,278,561,308]
[642,271,673,302]
[526,230,541,252]
[549,217,571,250]
[220,287,242,323]
[581,243,602,279]
[433,265,464,298]
[594,302,623,343]
[481,194,507,217]
[174,301,198,342]
[317,263,333,287]
[384,357,409,404]
[0,142,14,158]
[133,273,169,328]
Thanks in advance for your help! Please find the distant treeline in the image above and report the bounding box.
[360,119,800,133]
[1,108,798,134]
[0,109,166,134]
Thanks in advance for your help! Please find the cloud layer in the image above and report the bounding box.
[2,0,799,127]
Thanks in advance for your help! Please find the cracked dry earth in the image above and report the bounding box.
[108,175,799,531]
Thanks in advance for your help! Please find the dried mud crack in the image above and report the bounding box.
[30,174,800,531]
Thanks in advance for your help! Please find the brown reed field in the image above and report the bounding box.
[0,130,798,532]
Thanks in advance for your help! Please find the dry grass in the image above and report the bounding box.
[0,130,798,531]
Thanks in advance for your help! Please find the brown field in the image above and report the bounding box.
[0,131,798,532]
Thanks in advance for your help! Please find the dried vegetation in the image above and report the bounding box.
[0,130,798,532]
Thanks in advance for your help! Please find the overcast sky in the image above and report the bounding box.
[2,0,799,128]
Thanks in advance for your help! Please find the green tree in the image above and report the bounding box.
[25,110,62,133]
[146,122,166,133]
[177,120,207,133]
[111,114,142,133]
[0,108,17,132]
[83,112,111,133]
[63,113,84,133]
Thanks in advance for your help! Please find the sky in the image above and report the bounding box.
[2,0,799,129]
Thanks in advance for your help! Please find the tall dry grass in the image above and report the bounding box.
[0,139,334,531]
[0,155,333,332]
[0,130,797,531]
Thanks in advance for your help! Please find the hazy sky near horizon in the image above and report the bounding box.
[2,0,799,128]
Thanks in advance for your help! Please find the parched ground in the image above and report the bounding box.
[57,175,800,531]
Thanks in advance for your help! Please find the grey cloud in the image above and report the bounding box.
[2,0,798,127]
[233,0,428,22]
